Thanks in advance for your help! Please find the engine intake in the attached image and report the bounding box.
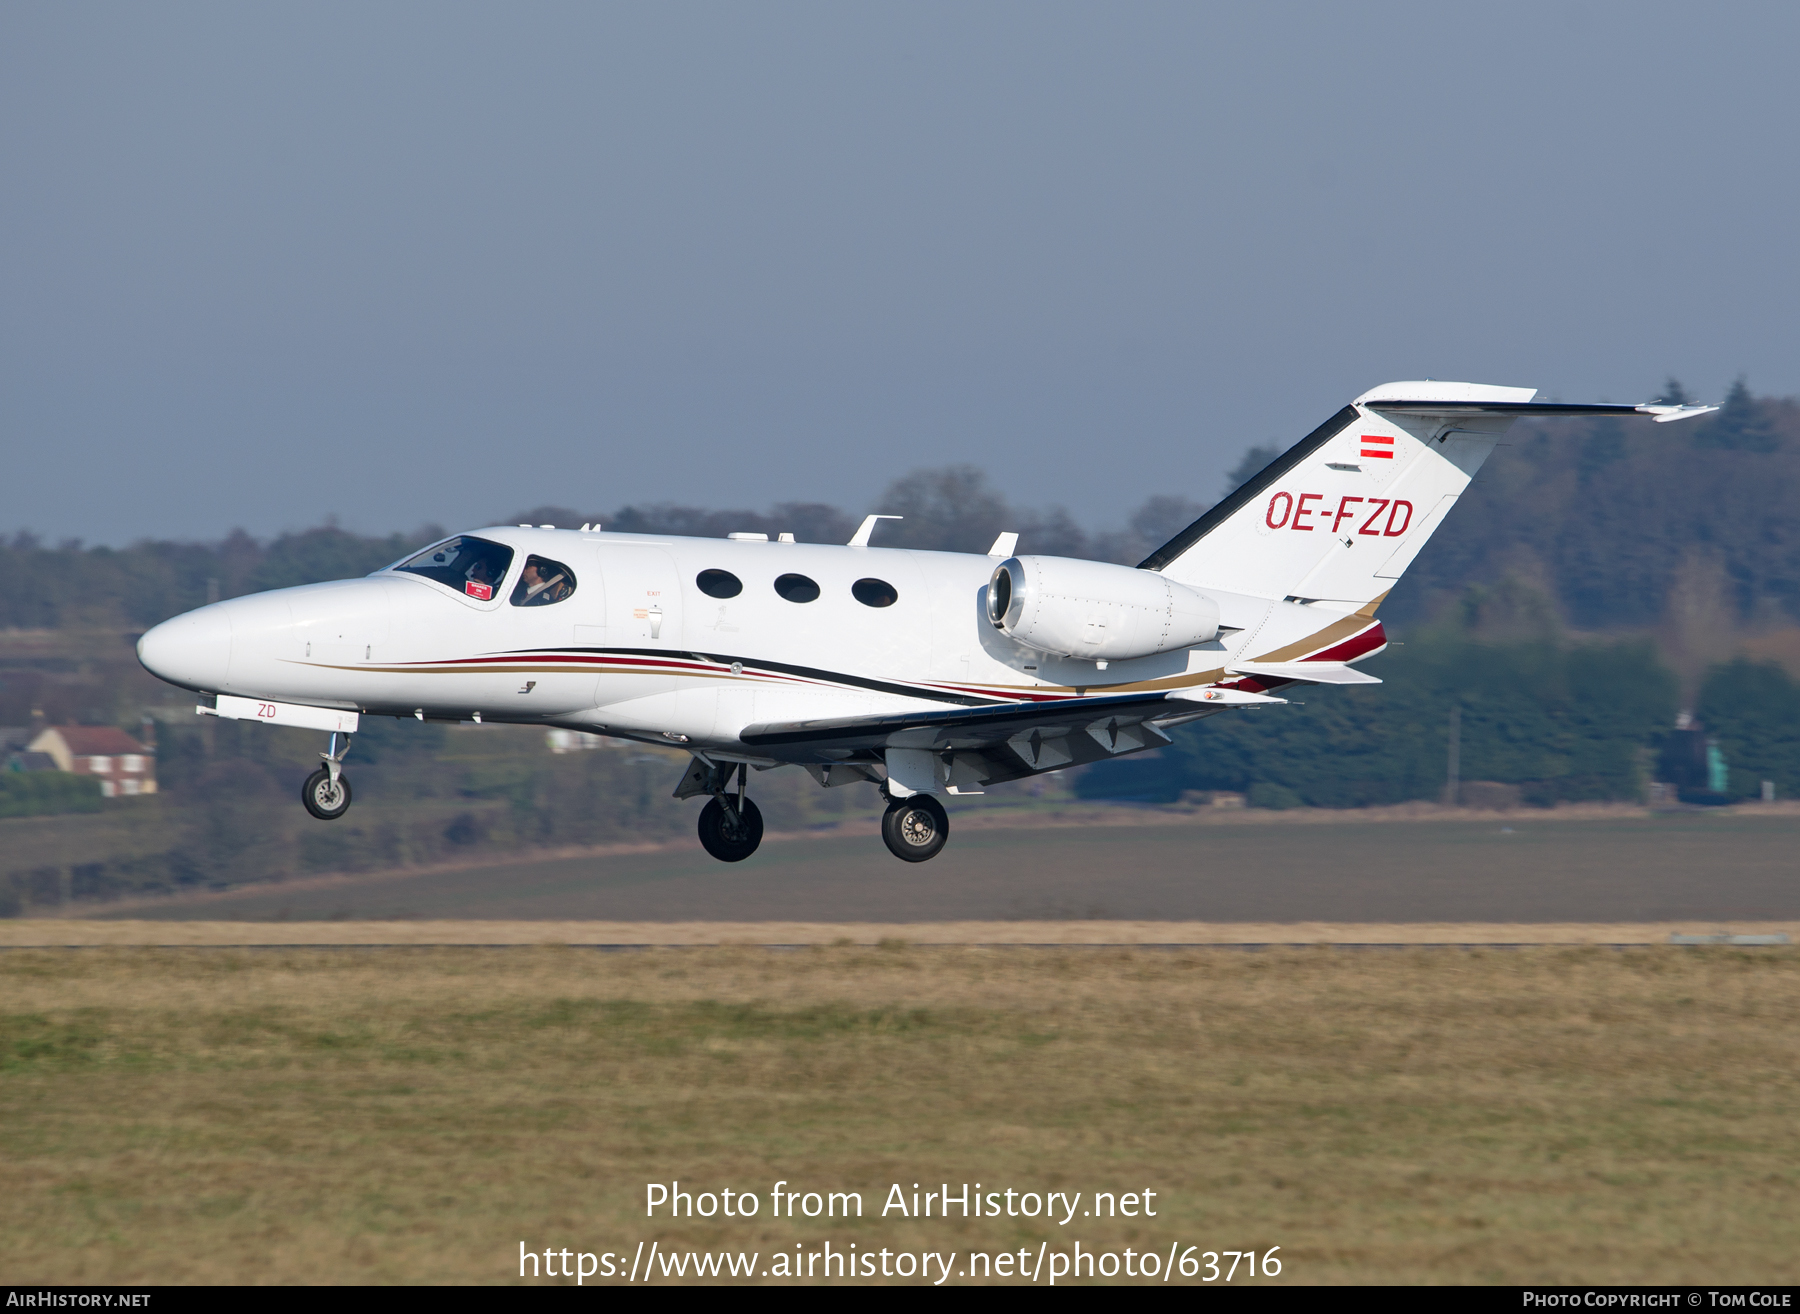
[986,556,1220,662]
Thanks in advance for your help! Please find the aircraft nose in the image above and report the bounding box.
[138,604,234,692]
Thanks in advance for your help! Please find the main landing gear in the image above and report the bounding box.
[301,731,354,821]
[693,760,764,862]
[881,792,949,863]
[676,755,951,864]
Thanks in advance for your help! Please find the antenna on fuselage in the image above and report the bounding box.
[848,515,902,547]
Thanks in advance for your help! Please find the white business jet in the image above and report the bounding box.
[137,382,1712,863]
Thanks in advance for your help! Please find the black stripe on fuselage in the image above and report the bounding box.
[497,647,1010,708]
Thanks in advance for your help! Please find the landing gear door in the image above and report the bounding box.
[602,545,682,648]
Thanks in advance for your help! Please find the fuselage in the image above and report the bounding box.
[135,524,1384,760]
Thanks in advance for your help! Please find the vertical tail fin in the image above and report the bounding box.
[1144,382,1713,606]
[1141,382,1540,607]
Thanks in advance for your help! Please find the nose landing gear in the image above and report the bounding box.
[301,731,354,820]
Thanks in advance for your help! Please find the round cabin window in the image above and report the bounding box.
[852,577,898,608]
[697,569,743,599]
[774,573,820,603]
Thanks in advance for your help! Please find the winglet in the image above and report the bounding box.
[848,515,903,547]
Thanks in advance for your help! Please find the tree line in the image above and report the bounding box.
[1389,379,1800,630]
[0,469,1213,634]
[1,379,1791,637]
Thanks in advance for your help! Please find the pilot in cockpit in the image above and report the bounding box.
[513,556,574,607]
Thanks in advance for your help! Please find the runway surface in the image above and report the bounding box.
[71,809,1800,924]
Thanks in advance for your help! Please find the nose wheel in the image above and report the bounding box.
[881,793,949,862]
[302,730,354,820]
[301,767,353,820]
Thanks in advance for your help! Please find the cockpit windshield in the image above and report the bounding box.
[510,555,576,607]
[394,536,516,600]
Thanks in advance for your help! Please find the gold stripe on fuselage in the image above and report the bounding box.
[283,598,1386,702]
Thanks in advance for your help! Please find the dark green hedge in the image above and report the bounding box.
[0,772,104,818]
[1696,658,1800,800]
[1076,632,1677,807]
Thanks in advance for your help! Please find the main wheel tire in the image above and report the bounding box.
[698,796,764,862]
[301,767,353,820]
[881,793,949,862]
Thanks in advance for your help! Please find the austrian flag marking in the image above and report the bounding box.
[1359,434,1395,459]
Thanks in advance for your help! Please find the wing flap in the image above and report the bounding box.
[740,690,1175,752]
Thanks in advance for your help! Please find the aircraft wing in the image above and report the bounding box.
[738,686,1283,786]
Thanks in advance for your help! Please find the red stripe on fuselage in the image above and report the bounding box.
[378,651,1029,704]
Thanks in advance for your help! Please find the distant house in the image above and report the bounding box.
[26,726,157,797]
[1,726,59,775]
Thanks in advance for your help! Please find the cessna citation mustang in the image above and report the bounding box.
[137,381,1713,864]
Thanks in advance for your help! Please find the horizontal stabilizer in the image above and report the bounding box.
[1226,662,1382,686]
[1366,399,1717,424]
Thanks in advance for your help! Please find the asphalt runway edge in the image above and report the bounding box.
[4,919,1797,946]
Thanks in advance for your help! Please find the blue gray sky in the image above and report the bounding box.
[4,2,1797,544]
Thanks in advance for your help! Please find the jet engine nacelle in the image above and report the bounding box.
[986,555,1221,661]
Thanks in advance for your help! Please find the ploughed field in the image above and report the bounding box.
[87,809,1800,923]
[2,943,1796,1283]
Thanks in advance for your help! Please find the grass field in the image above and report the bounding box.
[3,943,1797,1284]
